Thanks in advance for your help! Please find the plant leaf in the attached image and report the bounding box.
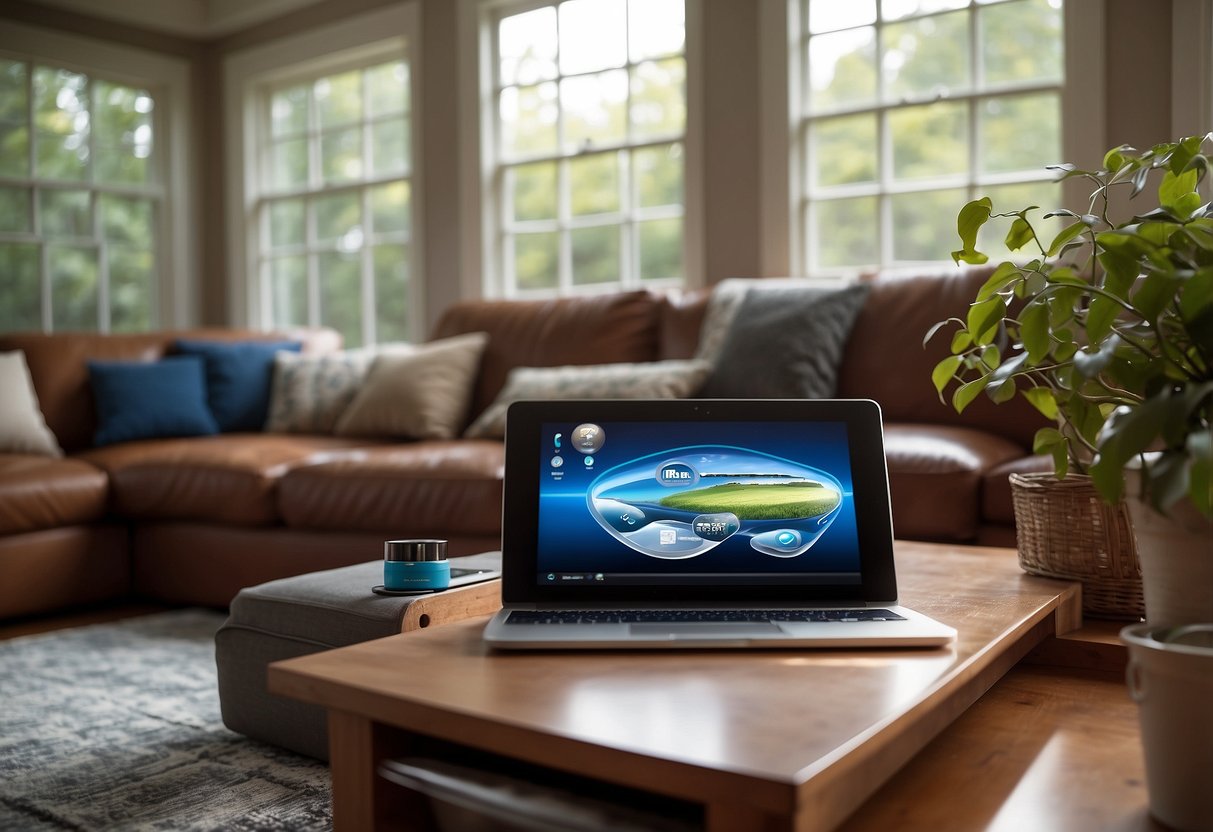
[1133,271,1182,321]
[976,261,1021,301]
[1047,221,1087,257]
[931,355,962,394]
[953,198,993,265]
[952,377,986,413]
[1019,301,1050,365]
[966,295,1005,346]
[1005,217,1036,251]
[1022,387,1060,420]
[1188,430,1213,517]
[1159,168,1199,211]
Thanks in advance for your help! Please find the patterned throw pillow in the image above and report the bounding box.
[463,359,712,440]
[264,350,373,434]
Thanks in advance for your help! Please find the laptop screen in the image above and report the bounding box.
[535,419,862,590]
[502,399,897,604]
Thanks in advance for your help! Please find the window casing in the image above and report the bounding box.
[486,0,690,297]
[791,0,1081,275]
[0,56,165,333]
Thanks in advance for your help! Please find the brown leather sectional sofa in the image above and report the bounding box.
[0,267,1048,620]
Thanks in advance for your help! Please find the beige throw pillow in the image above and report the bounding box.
[464,359,712,440]
[334,333,488,440]
[0,350,63,456]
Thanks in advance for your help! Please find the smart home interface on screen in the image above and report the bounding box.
[536,421,862,588]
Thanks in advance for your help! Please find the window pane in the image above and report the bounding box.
[316,71,361,128]
[318,251,362,347]
[315,192,362,245]
[270,256,308,328]
[374,244,409,342]
[882,0,968,21]
[980,92,1060,174]
[272,138,308,190]
[812,114,877,187]
[93,81,151,149]
[561,70,627,153]
[808,28,877,112]
[0,59,27,123]
[0,125,29,177]
[977,180,1065,262]
[0,243,40,331]
[370,117,408,177]
[628,0,685,61]
[100,195,153,248]
[36,129,88,181]
[571,225,619,286]
[559,0,627,76]
[513,231,558,290]
[321,127,363,183]
[808,0,876,34]
[272,85,309,137]
[371,181,411,236]
[890,188,966,261]
[634,143,682,208]
[95,142,150,185]
[509,161,557,222]
[0,187,31,232]
[41,189,91,237]
[108,246,153,332]
[569,152,619,217]
[814,196,878,268]
[630,58,685,140]
[33,67,89,181]
[367,61,408,118]
[883,10,970,100]
[981,0,1063,86]
[500,83,558,158]
[268,198,305,248]
[638,217,681,281]
[49,244,98,331]
[889,101,967,180]
[499,6,558,86]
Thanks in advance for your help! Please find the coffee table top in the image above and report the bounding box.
[270,541,1080,829]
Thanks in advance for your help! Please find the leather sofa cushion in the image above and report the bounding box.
[883,424,1024,542]
[431,291,660,421]
[656,289,709,360]
[0,454,108,534]
[982,454,1053,526]
[278,441,505,536]
[77,435,381,526]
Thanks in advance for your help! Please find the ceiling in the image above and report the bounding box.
[22,0,329,38]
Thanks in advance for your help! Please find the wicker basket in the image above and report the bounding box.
[1010,472,1144,620]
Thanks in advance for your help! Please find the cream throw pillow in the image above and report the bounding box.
[265,349,373,434]
[464,359,712,440]
[0,350,63,456]
[334,332,488,440]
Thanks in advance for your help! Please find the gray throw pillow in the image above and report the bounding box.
[697,284,870,399]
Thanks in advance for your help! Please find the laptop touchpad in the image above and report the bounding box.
[630,623,782,638]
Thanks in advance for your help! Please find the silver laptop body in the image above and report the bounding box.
[483,399,956,650]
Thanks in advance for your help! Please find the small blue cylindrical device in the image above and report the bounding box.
[383,539,449,591]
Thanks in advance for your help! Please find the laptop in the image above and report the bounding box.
[483,399,956,649]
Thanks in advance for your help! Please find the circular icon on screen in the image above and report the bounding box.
[550,456,564,468]
[572,423,605,454]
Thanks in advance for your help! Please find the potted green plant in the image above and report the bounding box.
[928,134,1213,628]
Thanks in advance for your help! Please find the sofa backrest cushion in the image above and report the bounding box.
[431,290,661,419]
[0,328,340,453]
[835,267,1045,449]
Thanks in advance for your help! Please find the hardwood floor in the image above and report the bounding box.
[0,602,178,641]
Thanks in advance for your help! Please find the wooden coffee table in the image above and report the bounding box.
[269,542,1148,831]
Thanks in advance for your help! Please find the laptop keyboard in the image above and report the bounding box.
[505,609,906,625]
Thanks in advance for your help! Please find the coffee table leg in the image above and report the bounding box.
[328,710,377,831]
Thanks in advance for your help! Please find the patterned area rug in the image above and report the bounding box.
[0,610,331,831]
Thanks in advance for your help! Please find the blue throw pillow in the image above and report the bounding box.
[89,357,220,446]
[175,339,301,432]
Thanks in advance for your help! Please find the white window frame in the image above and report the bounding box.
[223,2,424,340]
[762,0,1104,278]
[466,0,704,299]
[0,19,194,330]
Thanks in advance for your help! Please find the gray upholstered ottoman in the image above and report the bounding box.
[215,551,501,760]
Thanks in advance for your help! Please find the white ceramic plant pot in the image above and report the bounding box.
[1122,623,1213,832]
[1124,493,1213,627]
